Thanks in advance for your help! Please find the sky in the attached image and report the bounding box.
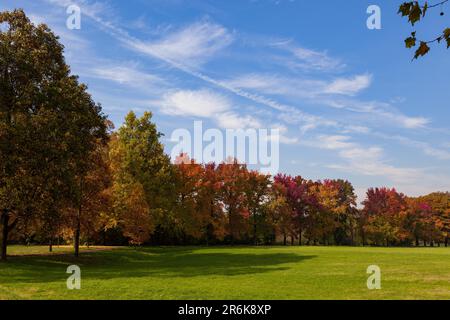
[2,0,449,203]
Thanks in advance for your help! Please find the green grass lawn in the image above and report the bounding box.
[0,245,449,300]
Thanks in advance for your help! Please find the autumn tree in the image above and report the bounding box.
[273,174,317,245]
[310,181,339,245]
[197,163,226,244]
[0,10,107,260]
[69,132,112,253]
[216,159,250,243]
[243,170,270,245]
[418,192,450,246]
[265,187,293,245]
[362,188,408,246]
[173,154,209,241]
[404,198,435,246]
[322,180,357,245]
[109,111,174,245]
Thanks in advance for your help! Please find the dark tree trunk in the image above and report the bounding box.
[229,208,234,245]
[298,229,302,246]
[0,210,9,261]
[283,233,287,246]
[74,218,80,257]
[415,237,419,247]
[74,201,81,257]
[445,237,448,247]
[253,213,257,246]
[49,237,53,252]
[74,178,83,257]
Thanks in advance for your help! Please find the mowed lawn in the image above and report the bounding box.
[0,245,449,300]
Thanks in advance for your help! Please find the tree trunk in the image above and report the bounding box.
[445,237,448,247]
[74,217,80,257]
[49,237,53,253]
[253,213,257,246]
[229,208,234,245]
[298,229,302,246]
[0,210,9,261]
[283,233,287,246]
[74,178,83,257]
[415,237,419,247]
[74,201,81,258]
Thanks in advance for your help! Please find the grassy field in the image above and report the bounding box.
[0,245,449,300]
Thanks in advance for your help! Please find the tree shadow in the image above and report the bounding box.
[0,247,316,284]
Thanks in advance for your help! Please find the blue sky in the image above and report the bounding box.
[2,0,449,202]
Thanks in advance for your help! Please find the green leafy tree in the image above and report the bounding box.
[109,111,174,245]
[0,9,107,260]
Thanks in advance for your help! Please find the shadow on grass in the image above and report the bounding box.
[0,247,316,284]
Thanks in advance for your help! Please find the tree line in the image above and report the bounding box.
[1,10,449,260]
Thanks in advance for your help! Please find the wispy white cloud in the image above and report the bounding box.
[86,63,166,89]
[151,88,300,145]
[269,40,345,72]
[153,89,272,133]
[324,74,372,96]
[303,134,425,184]
[156,89,230,118]
[314,135,357,150]
[340,125,371,134]
[374,134,450,161]
[130,21,233,67]
[224,72,372,98]
[223,72,430,131]
[325,99,430,129]
[269,124,299,144]
[215,111,262,129]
